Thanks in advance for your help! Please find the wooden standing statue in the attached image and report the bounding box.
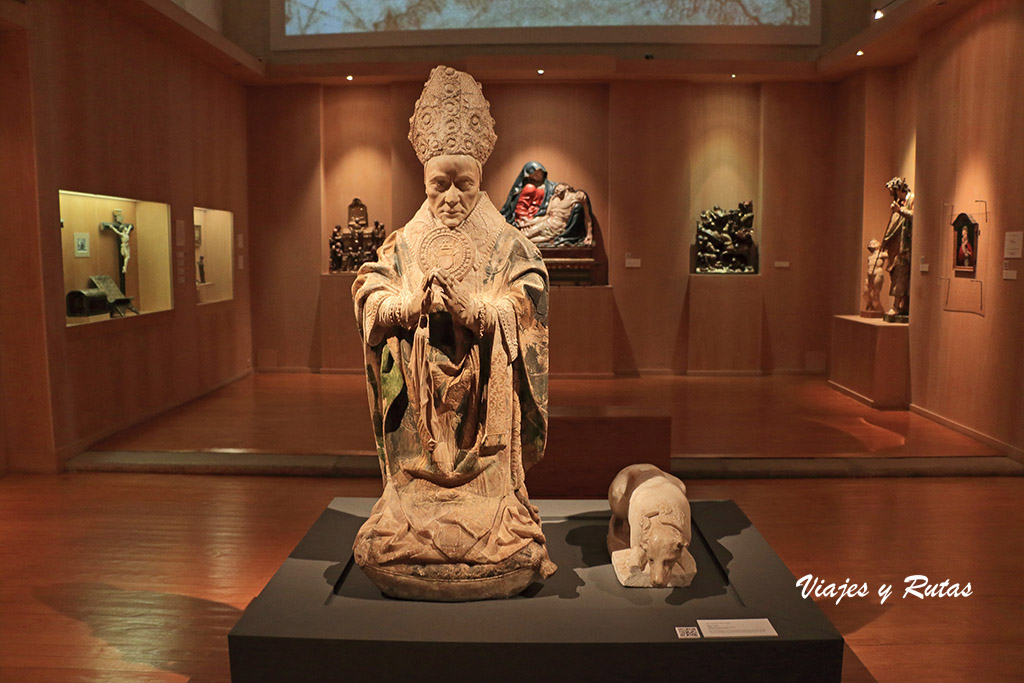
[881,177,914,322]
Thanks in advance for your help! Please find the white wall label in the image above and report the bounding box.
[697,618,778,638]
[1004,231,1023,259]
[774,261,790,268]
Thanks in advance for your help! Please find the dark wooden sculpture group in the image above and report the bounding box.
[695,201,757,274]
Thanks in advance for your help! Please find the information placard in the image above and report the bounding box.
[697,618,779,638]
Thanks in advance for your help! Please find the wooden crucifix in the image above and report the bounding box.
[100,209,134,293]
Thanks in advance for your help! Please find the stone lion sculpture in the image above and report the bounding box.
[607,464,696,588]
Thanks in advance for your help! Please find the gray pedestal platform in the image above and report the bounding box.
[229,498,843,682]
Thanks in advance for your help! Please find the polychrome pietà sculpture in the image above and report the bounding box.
[519,183,594,246]
[607,464,696,588]
[500,162,596,247]
[351,66,556,601]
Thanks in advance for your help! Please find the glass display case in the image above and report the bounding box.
[193,207,234,304]
[60,190,173,325]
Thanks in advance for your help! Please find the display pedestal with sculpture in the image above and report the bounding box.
[228,497,844,683]
[686,274,764,375]
[828,315,910,409]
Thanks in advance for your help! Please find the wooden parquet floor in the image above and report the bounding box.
[91,373,1001,460]
[0,473,1020,681]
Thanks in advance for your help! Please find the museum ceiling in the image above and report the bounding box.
[121,0,988,84]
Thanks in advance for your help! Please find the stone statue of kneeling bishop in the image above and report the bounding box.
[607,464,697,588]
[351,66,555,602]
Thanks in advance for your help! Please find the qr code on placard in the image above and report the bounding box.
[675,626,701,639]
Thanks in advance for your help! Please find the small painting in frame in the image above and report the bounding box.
[74,232,90,257]
[194,224,202,248]
[952,213,979,274]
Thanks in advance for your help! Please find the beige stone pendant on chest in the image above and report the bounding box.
[418,223,474,280]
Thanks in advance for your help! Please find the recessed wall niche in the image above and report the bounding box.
[193,207,234,304]
[60,190,173,325]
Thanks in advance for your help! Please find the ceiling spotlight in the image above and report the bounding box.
[346,75,353,81]
[537,69,545,75]
[873,0,899,20]
[731,74,737,79]
[856,50,864,56]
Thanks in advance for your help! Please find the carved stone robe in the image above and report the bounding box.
[351,193,553,577]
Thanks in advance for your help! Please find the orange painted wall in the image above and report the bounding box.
[0,25,55,475]
[607,81,689,373]
[16,0,252,471]
[247,85,323,371]
[833,73,868,315]
[910,0,1024,454]
[388,81,427,233]
[759,83,838,373]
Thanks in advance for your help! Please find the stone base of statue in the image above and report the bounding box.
[360,543,554,601]
[883,312,909,323]
[229,498,844,683]
[859,309,884,319]
[352,485,557,601]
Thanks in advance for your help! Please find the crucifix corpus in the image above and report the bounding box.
[100,209,135,293]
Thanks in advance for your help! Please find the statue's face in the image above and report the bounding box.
[643,524,687,588]
[424,154,481,228]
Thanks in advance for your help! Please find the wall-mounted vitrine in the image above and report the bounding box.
[60,190,173,325]
[193,207,234,304]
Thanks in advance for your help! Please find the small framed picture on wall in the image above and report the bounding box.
[952,213,979,274]
[74,232,90,257]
